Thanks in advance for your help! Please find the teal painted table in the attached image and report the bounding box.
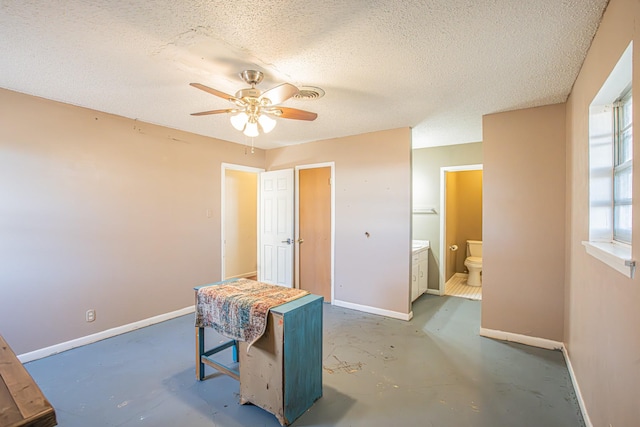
[194,281,323,426]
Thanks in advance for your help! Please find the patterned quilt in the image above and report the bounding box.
[195,278,309,348]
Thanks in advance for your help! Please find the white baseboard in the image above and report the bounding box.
[479,327,591,426]
[479,327,563,350]
[18,305,195,363]
[562,346,593,427]
[333,299,413,321]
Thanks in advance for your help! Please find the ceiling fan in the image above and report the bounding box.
[190,70,318,137]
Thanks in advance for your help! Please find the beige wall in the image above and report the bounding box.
[266,128,412,316]
[224,169,258,279]
[412,142,483,289]
[0,88,413,353]
[482,103,566,342]
[565,0,640,424]
[0,88,265,354]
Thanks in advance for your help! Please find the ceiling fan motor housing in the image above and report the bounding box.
[235,88,262,99]
[240,70,264,86]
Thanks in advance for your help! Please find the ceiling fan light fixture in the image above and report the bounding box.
[230,112,248,131]
[190,70,318,144]
[244,120,259,137]
[258,114,276,133]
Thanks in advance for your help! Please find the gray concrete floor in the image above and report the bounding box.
[25,295,584,426]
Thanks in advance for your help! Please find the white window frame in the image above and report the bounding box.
[583,42,635,278]
[613,87,632,243]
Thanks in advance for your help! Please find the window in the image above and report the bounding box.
[584,42,634,278]
[613,87,632,244]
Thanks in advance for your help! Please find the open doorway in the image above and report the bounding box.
[222,162,334,300]
[221,163,263,280]
[439,164,483,299]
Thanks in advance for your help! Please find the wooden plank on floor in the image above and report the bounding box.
[0,377,22,426]
[0,335,57,427]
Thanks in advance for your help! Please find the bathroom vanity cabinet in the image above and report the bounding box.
[411,241,430,302]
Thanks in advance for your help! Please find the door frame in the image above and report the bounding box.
[220,163,264,281]
[438,164,483,295]
[295,162,335,303]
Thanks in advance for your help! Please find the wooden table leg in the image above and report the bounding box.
[196,327,205,381]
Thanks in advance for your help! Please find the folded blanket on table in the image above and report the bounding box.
[195,278,309,348]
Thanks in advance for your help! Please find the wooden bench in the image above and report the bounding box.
[0,335,57,427]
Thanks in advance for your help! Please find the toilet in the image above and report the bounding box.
[464,240,483,287]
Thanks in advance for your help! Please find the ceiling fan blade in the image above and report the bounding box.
[259,83,299,105]
[271,106,318,121]
[190,83,239,102]
[191,108,236,116]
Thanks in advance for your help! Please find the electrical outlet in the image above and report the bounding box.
[86,309,96,322]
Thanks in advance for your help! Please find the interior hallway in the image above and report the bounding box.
[25,295,584,426]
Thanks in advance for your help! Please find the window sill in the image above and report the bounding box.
[582,241,635,278]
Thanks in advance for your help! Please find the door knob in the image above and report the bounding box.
[297,238,304,244]
[281,238,292,244]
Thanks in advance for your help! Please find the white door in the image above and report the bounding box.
[259,169,294,287]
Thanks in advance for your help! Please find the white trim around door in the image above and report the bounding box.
[220,163,264,281]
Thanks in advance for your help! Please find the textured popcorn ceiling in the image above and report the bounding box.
[0,0,608,149]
